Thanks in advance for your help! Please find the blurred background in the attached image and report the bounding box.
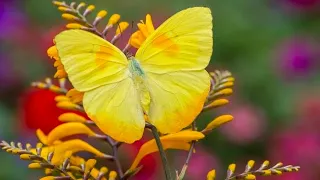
[1,0,320,179]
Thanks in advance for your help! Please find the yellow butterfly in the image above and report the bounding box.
[53,7,213,143]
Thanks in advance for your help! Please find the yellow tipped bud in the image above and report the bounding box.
[44,169,53,175]
[11,149,20,154]
[228,164,236,173]
[116,22,129,35]
[78,2,86,7]
[54,95,70,102]
[217,88,233,96]
[5,149,12,153]
[108,14,120,25]
[87,5,95,11]
[227,77,235,82]
[245,174,256,180]
[56,101,78,110]
[262,170,272,176]
[36,142,43,149]
[293,166,300,171]
[58,113,87,123]
[54,69,67,79]
[286,168,293,172]
[28,163,42,169]
[56,65,64,70]
[58,7,71,12]
[262,160,270,167]
[66,23,84,29]
[221,82,234,88]
[34,82,47,89]
[26,143,32,150]
[109,171,117,180]
[273,162,283,168]
[247,160,255,168]
[62,13,79,21]
[20,154,31,160]
[273,170,282,175]
[85,159,97,173]
[97,10,107,18]
[52,1,64,6]
[207,169,216,180]
[53,60,62,67]
[66,89,84,103]
[49,85,62,92]
[68,166,82,172]
[206,99,229,109]
[100,167,108,174]
[203,115,233,133]
[246,160,255,171]
[47,46,59,60]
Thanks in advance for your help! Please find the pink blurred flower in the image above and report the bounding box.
[275,36,319,80]
[295,90,320,131]
[186,149,220,179]
[219,104,266,145]
[268,129,320,179]
[282,0,320,10]
[174,146,220,180]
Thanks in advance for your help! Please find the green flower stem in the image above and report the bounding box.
[146,124,173,180]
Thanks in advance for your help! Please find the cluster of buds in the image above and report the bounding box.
[0,141,117,180]
[206,160,300,180]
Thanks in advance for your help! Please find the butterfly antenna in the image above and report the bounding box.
[131,21,134,34]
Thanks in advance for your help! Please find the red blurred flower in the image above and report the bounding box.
[125,138,161,180]
[19,88,75,134]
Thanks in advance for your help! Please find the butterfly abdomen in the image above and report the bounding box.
[128,58,151,116]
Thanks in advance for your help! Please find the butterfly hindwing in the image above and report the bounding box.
[83,78,145,143]
[145,71,210,133]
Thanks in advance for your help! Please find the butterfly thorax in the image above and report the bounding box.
[128,57,145,77]
[128,57,151,116]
